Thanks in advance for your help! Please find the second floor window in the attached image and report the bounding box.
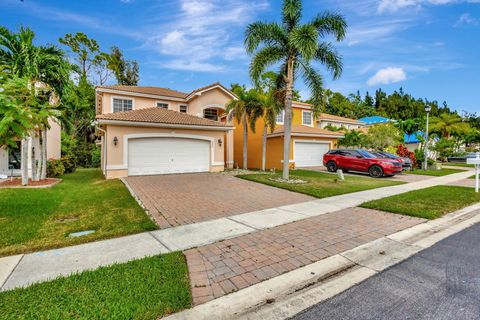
[275,111,284,124]
[302,111,312,126]
[113,98,133,113]
[179,105,188,113]
[157,102,169,109]
[204,108,218,121]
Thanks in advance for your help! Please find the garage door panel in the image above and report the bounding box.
[295,141,330,167]
[128,137,210,176]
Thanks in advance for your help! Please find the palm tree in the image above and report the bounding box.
[226,85,262,169]
[0,26,70,183]
[429,113,470,139]
[245,0,347,179]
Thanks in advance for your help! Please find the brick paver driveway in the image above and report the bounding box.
[184,207,424,305]
[125,173,313,228]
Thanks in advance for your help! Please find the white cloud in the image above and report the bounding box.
[367,67,407,85]
[377,0,480,13]
[455,13,479,26]
[143,0,268,72]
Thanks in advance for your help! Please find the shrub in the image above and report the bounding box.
[61,156,76,174]
[61,132,77,157]
[396,144,416,166]
[91,146,101,168]
[47,159,65,177]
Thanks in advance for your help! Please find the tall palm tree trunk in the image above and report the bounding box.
[262,124,267,171]
[36,130,44,181]
[41,130,47,180]
[242,112,248,169]
[21,138,29,186]
[282,58,295,180]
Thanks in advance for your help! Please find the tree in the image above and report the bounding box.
[395,118,422,136]
[226,85,262,169]
[364,124,403,151]
[429,113,470,139]
[106,46,139,85]
[245,0,347,179]
[0,26,70,183]
[338,130,366,148]
[59,32,100,79]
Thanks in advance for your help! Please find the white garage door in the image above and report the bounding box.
[295,141,330,167]
[128,137,210,176]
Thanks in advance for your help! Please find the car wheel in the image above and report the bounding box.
[369,165,384,178]
[326,161,337,172]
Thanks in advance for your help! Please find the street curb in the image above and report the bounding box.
[164,203,480,320]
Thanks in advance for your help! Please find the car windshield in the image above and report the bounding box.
[357,150,376,158]
[381,152,397,158]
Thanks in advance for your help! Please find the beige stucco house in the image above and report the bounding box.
[95,83,236,179]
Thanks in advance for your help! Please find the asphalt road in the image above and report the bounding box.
[292,222,480,320]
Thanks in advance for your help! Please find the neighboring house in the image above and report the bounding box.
[233,101,344,169]
[0,118,61,177]
[95,82,236,179]
[317,113,365,130]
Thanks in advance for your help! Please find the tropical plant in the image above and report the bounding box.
[105,46,139,85]
[0,26,70,183]
[429,113,470,139]
[338,130,366,148]
[59,32,100,79]
[226,84,262,169]
[364,124,403,151]
[245,0,347,179]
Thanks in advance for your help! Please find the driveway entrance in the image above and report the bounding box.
[125,173,313,228]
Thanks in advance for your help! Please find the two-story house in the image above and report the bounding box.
[233,101,349,169]
[95,83,236,179]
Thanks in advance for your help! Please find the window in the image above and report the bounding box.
[179,105,188,113]
[275,111,284,124]
[302,111,312,126]
[113,98,133,113]
[156,102,169,109]
[204,108,218,121]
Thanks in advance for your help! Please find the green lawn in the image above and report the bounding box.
[407,168,466,176]
[0,253,191,319]
[361,186,480,219]
[237,169,404,199]
[443,162,475,168]
[0,169,157,257]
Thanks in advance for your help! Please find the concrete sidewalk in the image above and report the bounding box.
[0,170,473,291]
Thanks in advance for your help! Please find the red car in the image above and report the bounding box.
[323,149,403,178]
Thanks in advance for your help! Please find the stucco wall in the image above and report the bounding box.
[187,88,231,117]
[46,118,61,159]
[100,92,186,114]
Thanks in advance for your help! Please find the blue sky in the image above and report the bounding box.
[1,0,479,114]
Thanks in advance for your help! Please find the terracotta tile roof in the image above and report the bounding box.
[269,125,344,137]
[96,85,189,98]
[318,113,364,124]
[96,82,236,101]
[292,101,313,107]
[96,107,232,128]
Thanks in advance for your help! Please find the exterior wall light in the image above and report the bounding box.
[113,136,118,146]
[218,139,222,147]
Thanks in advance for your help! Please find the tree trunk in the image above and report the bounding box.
[32,144,37,182]
[35,131,42,181]
[21,138,29,186]
[282,58,295,180]
[262,124,267,171]
[242,112,248,169]
[41,130,47,180]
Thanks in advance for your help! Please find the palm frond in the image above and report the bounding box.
[311,12,347,41]
[249,46,285,86]
[282,0,302,31]
[298,59,324,113]
[314,42,343,79]
[244,22,287,53]
[289,24,318,62]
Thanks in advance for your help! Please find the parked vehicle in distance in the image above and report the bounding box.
[447,153,477,163]
[370,151,412,171]
[323,149,403,178]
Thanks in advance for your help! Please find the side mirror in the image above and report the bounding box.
[356,155,363,159]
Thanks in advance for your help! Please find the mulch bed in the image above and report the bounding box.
[0,178,62,188]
